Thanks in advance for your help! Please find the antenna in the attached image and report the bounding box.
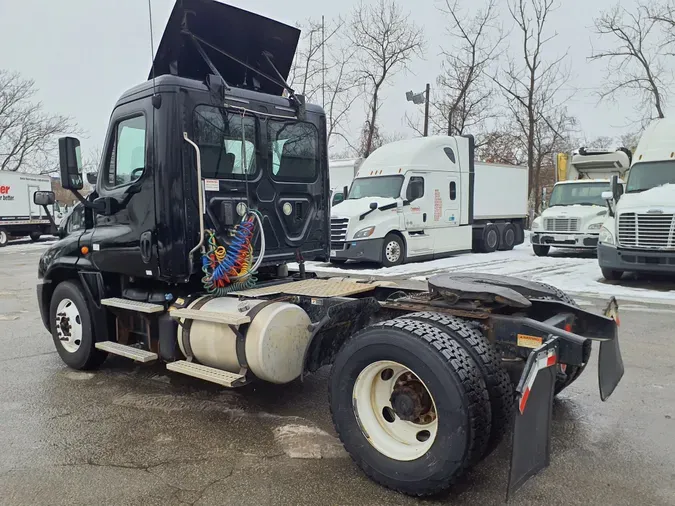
[148,0,161,108]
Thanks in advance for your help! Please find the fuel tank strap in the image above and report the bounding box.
[231,300,279,374]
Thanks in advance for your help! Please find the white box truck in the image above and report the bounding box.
[530,148,630,256]
[599,118,675,280]
[329,158,362,206]
[0,171,55,246]
[329,135,528,266]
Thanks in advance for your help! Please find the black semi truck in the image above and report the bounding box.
[33,0,624,498]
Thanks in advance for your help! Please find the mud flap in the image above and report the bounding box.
[507,339,557,500]
[599,297,624,401]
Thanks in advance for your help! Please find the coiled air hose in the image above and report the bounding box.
[201,210,266,295]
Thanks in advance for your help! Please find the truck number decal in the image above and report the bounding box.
[434,190,442,221]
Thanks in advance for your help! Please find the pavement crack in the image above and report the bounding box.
[0,351,57,363]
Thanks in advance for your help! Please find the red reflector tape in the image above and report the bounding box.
[519,387,531,415]
[546,354,557,367]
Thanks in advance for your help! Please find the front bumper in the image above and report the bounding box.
[331,238,384,263]
[531,231,599,248]
[598,243,675,274]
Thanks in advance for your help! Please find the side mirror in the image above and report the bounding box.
[33,191,55,206]
[58,137,83,190]
[86,172,98,185]
[369,202,378,210]
[611,175,622,202]
[343,185,349,199]
[601,191,614,201]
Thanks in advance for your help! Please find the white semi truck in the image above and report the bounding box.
[330,136,528,266]
[329,158,362,206]
[530,148,630,256]
[599,118,675,280]
[0,171,56,246]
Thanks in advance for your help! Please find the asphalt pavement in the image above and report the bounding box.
[1,240,674,505]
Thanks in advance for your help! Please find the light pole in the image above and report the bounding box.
[406,84,430,137]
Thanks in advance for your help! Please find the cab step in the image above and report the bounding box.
[166,360,246,387]
[170,308,250,325]
[95,341,158,362]
[101,298,165,314]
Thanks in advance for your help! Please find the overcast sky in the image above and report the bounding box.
[1,0,666,158]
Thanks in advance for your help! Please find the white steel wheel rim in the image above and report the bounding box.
[0,231,7,245]
[353,360,438,461]
[385,241,401,263]
[55,298,83,353]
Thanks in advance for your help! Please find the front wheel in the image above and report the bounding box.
[30,231,41,242]
[601,268,624,281]
[49,280,107,370]
[330,319,491,496]
[0,228,8,247]
[533,244,550,257]
[381,234,405,267]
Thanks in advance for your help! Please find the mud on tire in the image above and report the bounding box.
[403,312,514,456]
[329,319,491,497]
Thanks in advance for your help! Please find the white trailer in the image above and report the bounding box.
[329,158,362,205]
[0,171,55,246]
[330,136,528,266]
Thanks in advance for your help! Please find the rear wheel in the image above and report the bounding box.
[533,245,550,257]
[330,319,491,496]
[381,234,405,267]
[30,232,41,242]
[601,268,624,281]
[0,228,8,247]
[499,224,517,251]
[49,281,107,370]
[402,313,513,456]
[481,224,500,253]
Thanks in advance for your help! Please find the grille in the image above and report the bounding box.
[331,217,349,242]
[618,212,675,249]
[544,218,580,232]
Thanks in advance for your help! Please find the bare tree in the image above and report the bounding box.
[350,0,424,157]
[493,0,573,212]
[0,70,78,173]
[590,3,667,120]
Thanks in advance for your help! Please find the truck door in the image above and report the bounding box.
[27,185,42,219]
[403,174,433,257]
[87,100,158,278]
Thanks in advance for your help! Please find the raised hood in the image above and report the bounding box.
[151,0,300,95]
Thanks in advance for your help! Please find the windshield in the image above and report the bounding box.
[548,182,610,207]
[348,176,404,200]
[626,161,675,193]
[193,105,257,179]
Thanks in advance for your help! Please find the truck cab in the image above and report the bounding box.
[531,148,630,256]
[599,118,675,280]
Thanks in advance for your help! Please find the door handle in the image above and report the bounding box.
[140,231,152,263]
[423,213,427,223]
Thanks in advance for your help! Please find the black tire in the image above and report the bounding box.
[30,231,41,242]
[513,222,525,245]
[381,233,405,267]
[402,313,513,456]
[0,228,8,247]
[529,281,586,394]
[481,224,500,253]
[533,244,550,257]
[499,224,517,251]
[601,268,624,281]
[330,319,491,496]
[49,280,108,370]
[329,258,348,265]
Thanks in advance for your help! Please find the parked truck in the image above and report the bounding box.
[329,158,362,206]
[599,118,675,280]
[32,0,623,499]
[0,171,56,246]
[329,137,528,266]
[531,148,630,256]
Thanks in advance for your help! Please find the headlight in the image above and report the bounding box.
[599,226,614,245]
[354,226,376,239]
[531,221,541,230]
[588,223,603,231]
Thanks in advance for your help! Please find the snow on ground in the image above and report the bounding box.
[292,243,675,304]
[0,238,57,254]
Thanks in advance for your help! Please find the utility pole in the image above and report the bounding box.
[423,83,430,137]
[322,15,326,109]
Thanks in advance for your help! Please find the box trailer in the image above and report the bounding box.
[0,171,55,246]
[330,136,529,266]
[329,158,362,206]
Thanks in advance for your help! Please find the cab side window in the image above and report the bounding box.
[105,115,146,188]
[407,176,425,202]
[67,206,85,233]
